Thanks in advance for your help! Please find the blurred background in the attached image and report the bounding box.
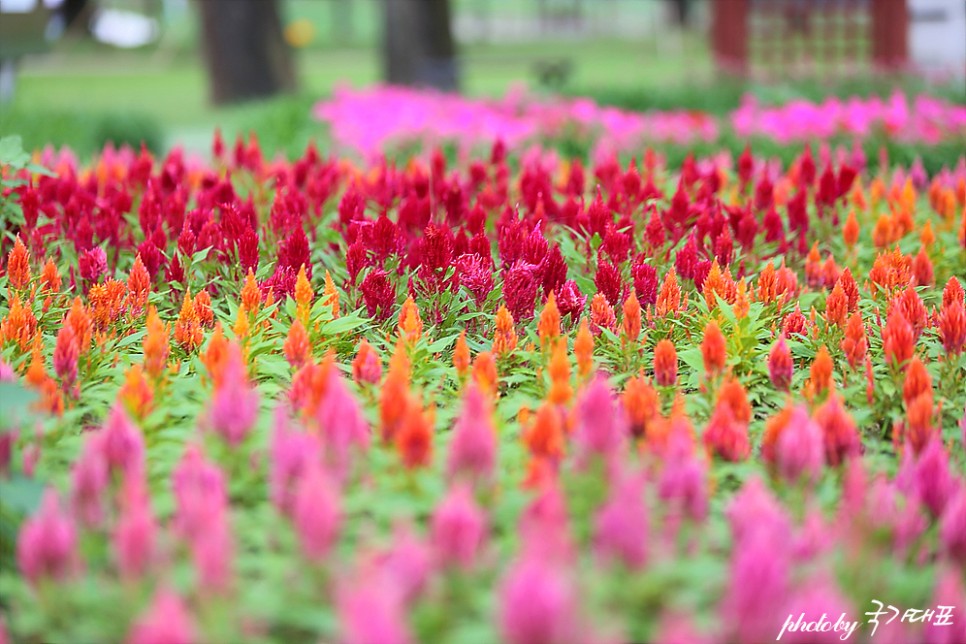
[1,0,963,159]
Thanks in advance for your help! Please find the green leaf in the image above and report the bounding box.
[0,136,30,170]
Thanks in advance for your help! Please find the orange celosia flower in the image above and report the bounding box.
[733,279,749,319]
[537,292,561,345]
[547,338,572,406]
[453,330,470,377]
[6,236,31,290]
[294,264,313,324]
[841,311,867,369]
[589,293,616,334]
[398,296,423,344]
[653,339,677,387]
[174,290,203,352]
[25,339,63,416]
[920,220,935,248]
[283,318,311,369]
[703,260,736,310]
[842,209,859,249]
[126,254,151,316]
[574,318,594,378]
[808,346,834,396]
[194,289,214,329]
[119,364,153,419]
[233,304,250,342]
[351,338,381,385]
[493,305,517,356]
[900,393,936,454]
[700,320,727,377]
[524,403,565,462]
[396,398,433,469]
[1,295,38,351]
[380,366,410,443]
[869,248,912,294]
[200,323,230,387]
[871,214,896,248]
[717,378,751,425]
[623,374,659,439]
[805,243,824,287]
[40,258,61,311]
[656,268,681,317]
[89,279,127,331]
[240,269,261,316]
[323,270,340,318]
[621,292,641,344]
[64,297,92,353]
[825,282,848,327]
[472,351,498,396]
[143,306,170,379]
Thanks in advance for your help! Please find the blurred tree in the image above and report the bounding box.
[198,0,297,105]
[383,0,460,92]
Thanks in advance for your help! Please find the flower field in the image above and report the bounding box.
[1,111,966,643]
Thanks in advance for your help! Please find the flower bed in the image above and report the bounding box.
[1,133,965,643]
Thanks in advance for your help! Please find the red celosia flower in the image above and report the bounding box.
[841,311,867,369]
[396,399,434,469]
[782,305,809,338]
[503,261,538,322]
[702,400,750,462]
[942,276,965,310]
[881,308,915,367]
[594,259,623,308]
[700,320,727,377]
[53,324,79,393]
[631,259,658,307]
[78,246,107,284]
[939,299,966,355]
[768,336,793,391]
[653,339,678,387]
[554,280,585,320]
[360,269,395,321]
[912,247,934,287]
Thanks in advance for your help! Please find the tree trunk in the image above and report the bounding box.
[198,0,297,105]
[383,0,460,92]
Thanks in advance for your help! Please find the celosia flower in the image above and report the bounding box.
[453,331,470,377]
[813,394,861,466]
[100,404,145,476]
[207,343,259,447]
[499,555,581,644]
[53,323,79,393]
[337,575,412,644]
[173,290,203,352]
[398,295,422,343]
[396,399,433,469]
[6,236,31,290]
[503,261,538,322]
[621,292,642,345]
[841,311,867,368]
[593,472,648,568]
[127,588,196,644]
[573,376,627,465]
[493,305,518,355]
[283,318,311,368]
[538,291,561,345]
[293,461,341,561]
[351,339,381,385]
[700,320,726,376]
[807,346,834,396]
[655,268,681,316]
[447,383,496,484]
[768,335,794,391]
[881,308,915,366]
[574,318,594,377]
[17,489,77,584]
[653,339,678,387]
[939,299,966,356]
[554,279,586,320]
[775,406,824,485]
[430,484,487,569]
[78,246,107,283]
[114,478,157,580]
[589,293,616,335]
[940,485,966,565]
[703,400,750,462]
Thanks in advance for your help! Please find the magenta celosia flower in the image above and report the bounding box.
[593,472,648,569]
[172,445,227,540]
[70,434,109,527]
[503,260,538,322]
[726,478,793,546]
[499,554,581,644]
[376,523,432,604]
[293,461,341,561]
[17,489,77,584]
[127,588,196,644]
[337,577,412,644]
[594,259,623,307]
[940,484,966,564]
[768,336,794,391]
[554,279,586,320]
[360,268,395,320]
[191,509,233,592]
[0,360,15,382]
[454,253,494,306]
[100,404,145,477]
[914,437,957,518]
[723,526,791,642]
[53,324,79,393]
[573,375,628,466]
[430,484,487,569]
[315,370,369,479]
[657,429,709,523]
[269,407,320,515]
[925,570,966,644]
[776,406,824,485]
[518,483,574,563]
[78,246,107,283]
[208,345,259,447]
[447,383,496,484]
[114,478,156,580]
[631,258,658,307]
[777,575,857,644]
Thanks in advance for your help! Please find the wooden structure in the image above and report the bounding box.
[711,0,909,79]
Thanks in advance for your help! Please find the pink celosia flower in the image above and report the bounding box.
[430,483,487,569]
[446,383,497,484]
[293,461,341,561]
[940,484,966,565]
[376,523,432,604]
[925,570,966,644]
[775,406,824,485]
[573,375,628,466]
[172,445,227,540]
[70,434,109,527]
[17,489,77,584]
[337,576,412,644]
[208,343,259,447]
[315,370,370,479]
[658,430,709,524]
[270,407,320,515]
[499,554,582,644]
[913,437,957,518]
[100,404,145,477]
[127,588,196,644]
[114,477,156,580]
[593,472,648,568]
